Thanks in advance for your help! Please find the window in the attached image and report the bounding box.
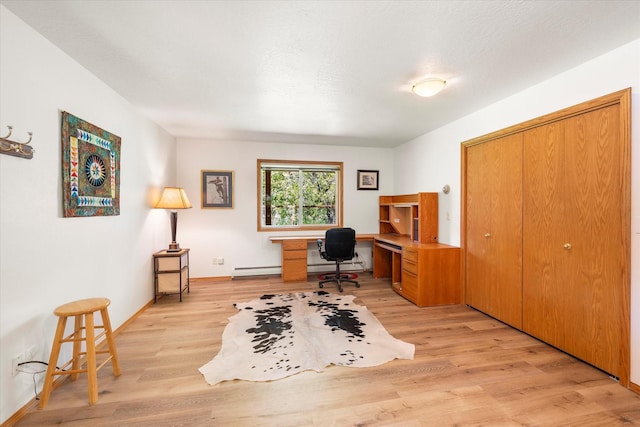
[257,159,343,231]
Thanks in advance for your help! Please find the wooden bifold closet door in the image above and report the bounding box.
[522,104,626,379]
[464,133,523,329]
[462,89,630,386]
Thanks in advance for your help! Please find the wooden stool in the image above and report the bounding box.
[39,298,121,408]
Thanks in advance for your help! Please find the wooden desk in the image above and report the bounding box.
[269,234,376,282]
[373,234,460,307]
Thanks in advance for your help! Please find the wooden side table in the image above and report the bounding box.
[153,249,190,302]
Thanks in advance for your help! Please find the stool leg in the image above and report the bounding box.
[100,308,121,376]
[85,312,98,405]
[39,316,67,409]
[71,314,83,381]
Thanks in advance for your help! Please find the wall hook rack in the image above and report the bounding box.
[0,125,34,159]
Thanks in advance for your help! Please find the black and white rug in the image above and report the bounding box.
[199,291,415,385]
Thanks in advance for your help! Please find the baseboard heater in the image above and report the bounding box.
[233,265,281,277]
[233,263,363,278]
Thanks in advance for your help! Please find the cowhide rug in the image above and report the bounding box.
[199,291,414,385]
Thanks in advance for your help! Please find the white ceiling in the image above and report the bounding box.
[3,0,640,147]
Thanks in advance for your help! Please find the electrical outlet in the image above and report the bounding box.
[216,257,224,265]
[11,345,38,376]
[12,352,26,376]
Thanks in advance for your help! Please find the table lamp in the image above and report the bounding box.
[155,187,192,252]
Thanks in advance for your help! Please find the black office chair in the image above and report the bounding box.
[317,227,360,292]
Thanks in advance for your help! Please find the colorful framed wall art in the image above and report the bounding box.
[61,112,121,217]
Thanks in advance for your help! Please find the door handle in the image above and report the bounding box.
[563,243,572,250]
[484,233,491,238]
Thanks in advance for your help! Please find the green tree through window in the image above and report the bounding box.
[258,160,343,231]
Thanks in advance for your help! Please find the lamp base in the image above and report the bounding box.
[167,242,181,252]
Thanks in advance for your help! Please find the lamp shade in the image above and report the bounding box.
[155,187,192,209]
[412,78,446,97]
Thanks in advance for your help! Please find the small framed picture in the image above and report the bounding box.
[201,170,234,208]
[357,170,379,190]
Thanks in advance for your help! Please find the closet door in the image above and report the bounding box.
[522,121,566,345]
[523,105,625,378]
[465,133,523,328]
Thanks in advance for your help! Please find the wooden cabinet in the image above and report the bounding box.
[462,89,631,385]
[464,133,523,328]
[153,249,190,302]
[281,239,307,282]
[393,244,460,307]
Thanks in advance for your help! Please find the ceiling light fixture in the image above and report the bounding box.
[412,78,446,97]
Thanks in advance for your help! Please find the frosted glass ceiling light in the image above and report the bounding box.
[412,78,446,97]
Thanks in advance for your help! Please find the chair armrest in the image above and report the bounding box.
[317,239,327,260]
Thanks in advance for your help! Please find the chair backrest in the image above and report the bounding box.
[324,227,356,260]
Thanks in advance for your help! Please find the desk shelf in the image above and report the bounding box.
[379,193,438,243]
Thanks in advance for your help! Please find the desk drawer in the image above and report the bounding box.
[283,249,307,260]
[402,248,418,263]
[402,258,418,275]
[283,239,308,250]
[282,258,307,281]
[401,270,418,302]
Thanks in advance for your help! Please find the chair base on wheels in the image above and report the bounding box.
[319,262,360,292]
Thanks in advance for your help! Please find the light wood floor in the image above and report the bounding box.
[14,274,640,426]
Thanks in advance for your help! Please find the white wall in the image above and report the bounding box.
[175,139,394,279]
[394,39,640,385]
[0,7,176,423]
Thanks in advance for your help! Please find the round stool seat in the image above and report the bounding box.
[54,298,111,317]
